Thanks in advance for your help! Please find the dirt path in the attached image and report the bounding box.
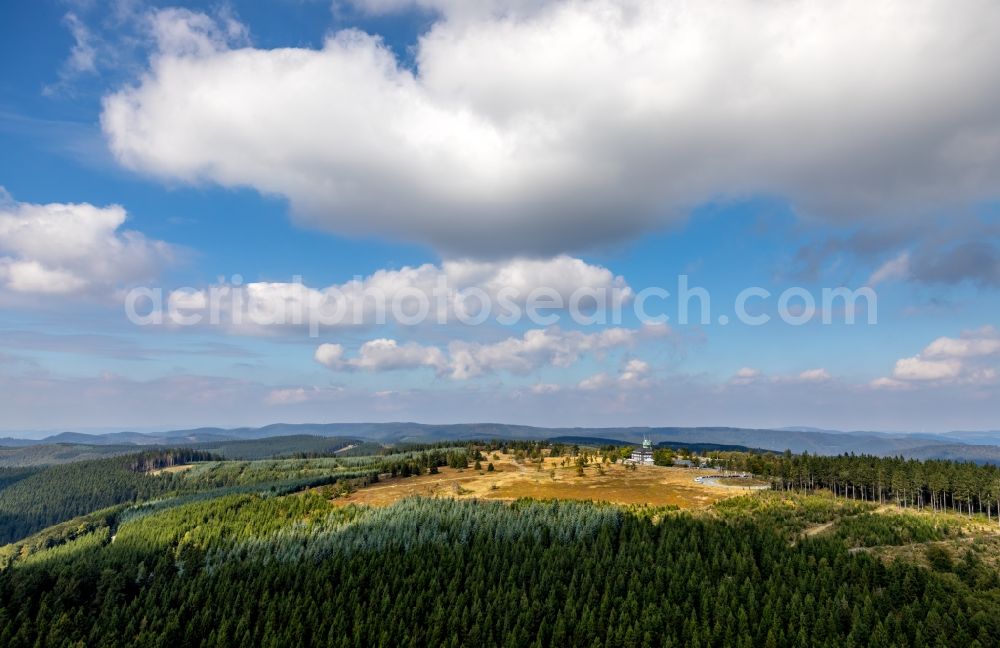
[803,520,837,537]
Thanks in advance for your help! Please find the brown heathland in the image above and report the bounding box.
[329,454,763,509]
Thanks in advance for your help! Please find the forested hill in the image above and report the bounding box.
[0,444,465,545]
[7,439,1000,547]
[3,442,1000,645]
[0,435,378,468]
[5,423,1000,464]
[1,494,998,647]
[0,449,214,544]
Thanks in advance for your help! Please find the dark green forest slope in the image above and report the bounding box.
[0,444,470,545]
[4,442,1000,647]
[1,493,999,647]
[0,450,213,544]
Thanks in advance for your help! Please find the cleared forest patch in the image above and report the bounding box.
[868,533,1000,572]
[146,464,195,476]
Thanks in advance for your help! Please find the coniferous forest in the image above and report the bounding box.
[1,441,1000,647]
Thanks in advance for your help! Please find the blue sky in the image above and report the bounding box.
[1,0,998,434]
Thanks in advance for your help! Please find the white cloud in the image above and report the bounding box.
[923,328,1000,358]
[63,13,98,74]
[730,366,831,385]
[325,338,448,372]
[447,325,661,379]
[44,12,100,96]
[869,377,911,391]
[797,368,831,383]
[148,7,249,58]
[265,387,313,405]
[314,343,347,368]
[265,385,347,405]
[0,191,174,297]
[442,255,630,305]
[103,1,1000,256]
[881,326,1000,385]
[577,372,611,390]
[732,367,761,384]
[167,255,630,331]
[0,261,87,295]
[579,356,653,390]
[315,324,665,378]
[315,338,448,373]
[867,252,911,286]
[350,0,549,20]
[893,356,963,381]
[618,358,651,386]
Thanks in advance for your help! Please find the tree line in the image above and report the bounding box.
[715,450,1000,520]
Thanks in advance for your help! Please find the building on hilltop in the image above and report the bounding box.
[629,436,655,465]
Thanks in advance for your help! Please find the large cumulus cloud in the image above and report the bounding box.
[0,189,174,298]
[102,1,1000,257]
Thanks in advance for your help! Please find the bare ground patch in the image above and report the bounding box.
[147,464,195,476]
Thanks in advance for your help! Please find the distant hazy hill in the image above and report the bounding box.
[0,435,384,467]
[3,422,1000,464]
[548,436,762,454]
[900,443,1000,464]
[0,438,37,447]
